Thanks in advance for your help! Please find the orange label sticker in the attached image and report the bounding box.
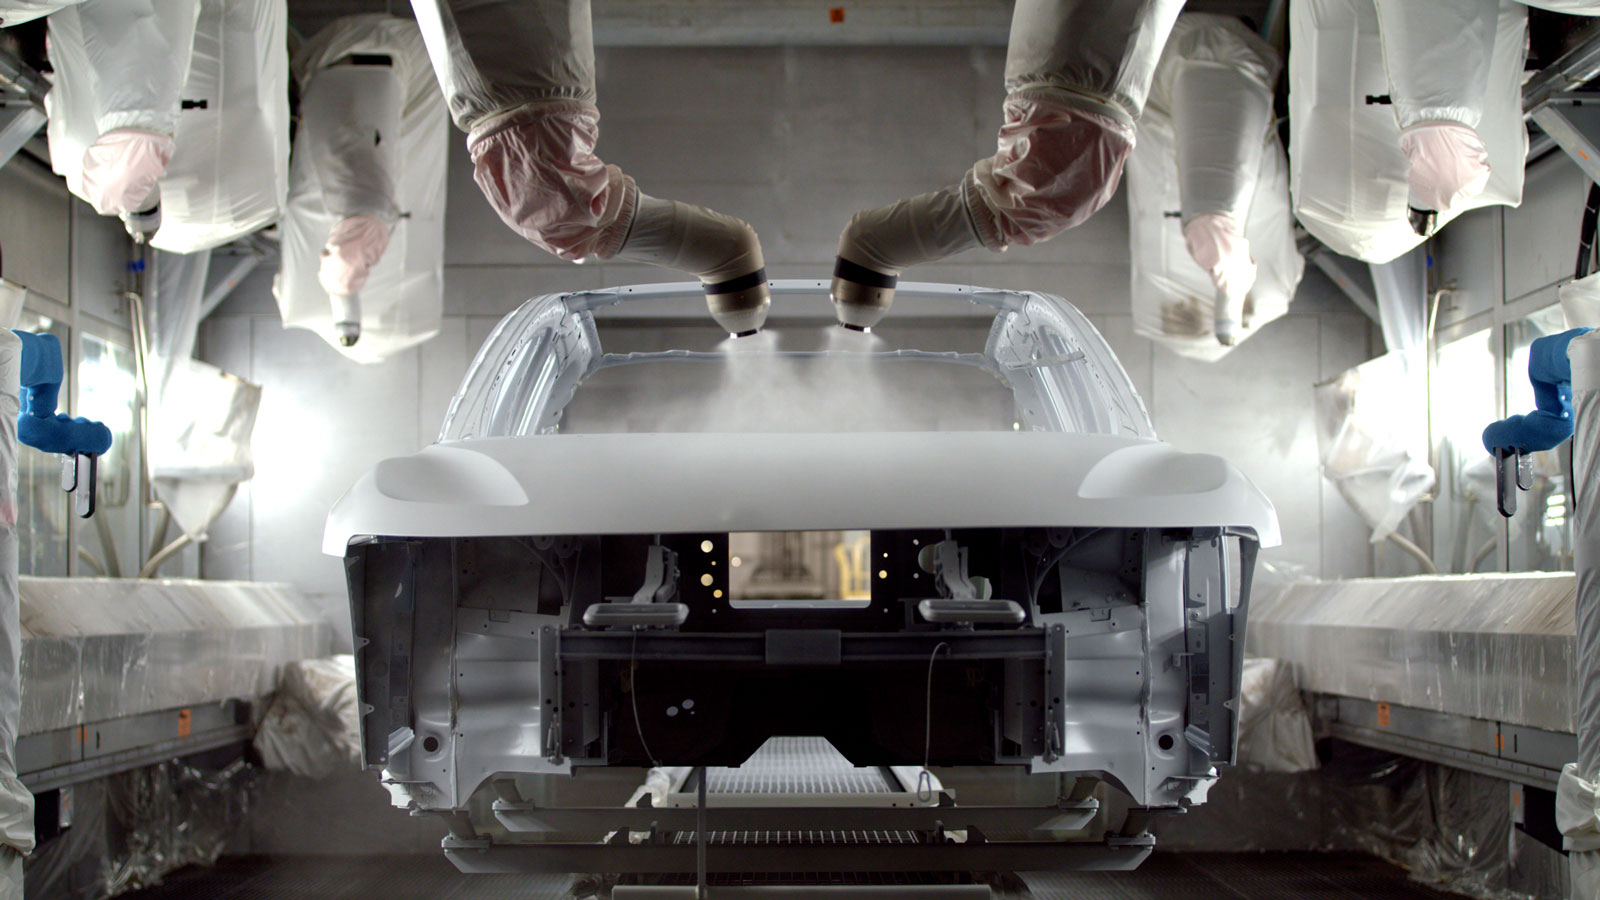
[1375,702,1391,728]
[177,709,192,738]
[829,6,845,23]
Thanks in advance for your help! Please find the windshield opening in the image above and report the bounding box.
[560,350,1018,434]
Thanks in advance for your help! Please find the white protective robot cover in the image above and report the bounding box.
[1288,0,1527,263]
[1127,15,1303,361]
[274,15,447,363]
[45,0,290,253]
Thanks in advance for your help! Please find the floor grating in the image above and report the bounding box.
[704,737,895,795]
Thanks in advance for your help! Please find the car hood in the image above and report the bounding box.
[323,430,1280,555]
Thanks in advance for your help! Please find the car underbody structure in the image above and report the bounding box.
[325,281,1280,891]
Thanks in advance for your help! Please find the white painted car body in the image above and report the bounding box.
[325,281,1280,874]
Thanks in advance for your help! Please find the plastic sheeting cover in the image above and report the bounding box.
[1315,349,1436,541]
[253,655,361,779]
[1288,0,1527,263]
[275,15,448,363]
[23,758,252,900]
[150,359,260,541]
[0,330,30,892]
[1127,13,1303,360]
[1563,271,1600,330]
[149,0,289,252]
[145,250,261,540]
[1569,329,1600,900]
[46,0,290,253]
[0,0,76,27]
[18,577,330,735]
[1236,657,1319,773]
[1250,573,1578,732]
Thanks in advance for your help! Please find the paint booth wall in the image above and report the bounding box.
[197,45,1378,633]
[0,152,200,582]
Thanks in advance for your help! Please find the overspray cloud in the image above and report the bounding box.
[559,327,1014,434]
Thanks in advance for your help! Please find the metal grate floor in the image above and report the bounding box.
[118,852,1469,900]
[706,738,894,795]
[671,830,919,845]
[687,738,914,846]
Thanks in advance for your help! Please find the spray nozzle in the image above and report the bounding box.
[1407,206,1438,237]
[122,203,161,242]
[331,292,362,348]
[705,270,770,336]
[830,257,896,330]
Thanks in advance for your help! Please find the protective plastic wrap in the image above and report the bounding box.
[18,577,330,735]
[0,0,75,27]
[0,329,28,897]
[1249,573,1578,732]
[1236,657,1319,773]
[253,655,361,779]
[1324,758,1522,899]
[1563,272,1600,330]
[149,359,260,541]
[145,251,260,541]
[46,0,199,141]
[1158,757,1568,898]
[468,101,636,262]
[1315,350,1436,541]
[1288,0,1527,263]
[275,15,447,363]
[23,758,253,900]
[147,0,289,253]
[1568,330,1600,899]
[46,0,289,253]
[1127,13,1302,359]
[1372,246,1429,351]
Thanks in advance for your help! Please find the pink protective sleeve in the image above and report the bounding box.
[317,214,393,297]
[467,101,636,262]
[1182,211,1257,303]
[78,128,174,217]
[967,94,1136,251]
[1398,121,1491,214]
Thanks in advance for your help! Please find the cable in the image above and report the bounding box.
[518,538,576,605]
[917,640,951,802]
[630,627,659,767]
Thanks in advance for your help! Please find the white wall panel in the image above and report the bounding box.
[1433,206,1503,330]
[70,200,130,327]
[0,156,72,302]
[1504,153,1588,302]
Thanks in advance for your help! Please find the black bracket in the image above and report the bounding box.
[59,452,97,519]
[1495,447,1533,518]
